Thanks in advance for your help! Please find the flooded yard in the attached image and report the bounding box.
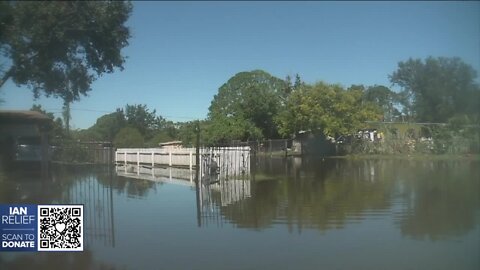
[0,157,479,270]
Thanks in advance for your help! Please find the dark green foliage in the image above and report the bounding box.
[205,115,263,145]
[30,104,56,121]
[24,56,476,155]
[73,109,125,142]
[176,120,210,147]
[346,121,479,155]
[146,128,177,147]
[429,116,480,154]
[177,121,198,147]
[0,1,132,103]
[124,104,166,140]
[123,104,177,146]
[91,110,126,142]
[362,85,402,122]
[281,73,304,104]
[30,104,64,143]
[70,103,181,148]
[113,127,144,148]
[73,129,103,142]
[208,70,287,141]
[76,104,176,147]
[277,82,382,138]
[390,57,480,122]
[52,142,93,163]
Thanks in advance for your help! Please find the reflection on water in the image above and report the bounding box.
[67,173,115,247]
[247,157,480,239]
[0,158,479,270]
[0,166,115,248]
[198,178,251,227]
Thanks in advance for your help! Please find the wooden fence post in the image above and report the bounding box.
[195,121,200,183]
[189,151,193,170]
[137,151,140,175]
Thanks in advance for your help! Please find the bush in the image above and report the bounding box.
[52,142,93,163]
[345,123,479,155]
[113,127,144,148]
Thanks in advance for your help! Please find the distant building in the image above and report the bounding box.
[0,110,52,165]
[159,140,183,149]
[292,131,336,156]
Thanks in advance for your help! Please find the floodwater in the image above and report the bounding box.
[0,157,479,270]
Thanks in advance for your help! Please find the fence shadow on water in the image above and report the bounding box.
[52,141,115,164]
[114,146,254,227]
[54,166,116,248]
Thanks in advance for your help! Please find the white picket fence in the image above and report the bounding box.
[115,147,197,169]
[115,147,251,178]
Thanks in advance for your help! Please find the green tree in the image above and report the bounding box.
[277,82,382,138]
[30,104,64,142]
[205,115,263,145]
[86,109,126,142]
[208,70,287,141]
[362,85,401,122]
[177,121,199,147]
[176,120,214,147]
[146,121,178,147]
[390,57,480,122]
[74,104,175,145]
[113,126,144,148]
[281,73,304,105]
[124,104,166,139]
[0,1,132,103]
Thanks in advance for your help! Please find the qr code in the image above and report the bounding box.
[37,205,83,251]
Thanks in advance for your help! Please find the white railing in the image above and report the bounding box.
[115,147,197,169]
[115,147,251,178]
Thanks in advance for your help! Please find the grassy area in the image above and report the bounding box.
[251,174,283,182]
[327,153,480,161]
[254,150,293,157]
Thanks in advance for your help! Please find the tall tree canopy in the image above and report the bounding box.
[30,104,64,141]
[0,1,132,103]
[277,82,382,138]
[73,104,177,147]
[88,109,126,142]
[360,85,401,122]
[208,70,286,141]
[113,126,144,148]
[124,104,167,139]
[390,57,480,122]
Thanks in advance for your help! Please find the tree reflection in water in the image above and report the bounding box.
[396,160,480,240]
[0,165,117,249]
[205,157,479,239]
[0,250,117,270]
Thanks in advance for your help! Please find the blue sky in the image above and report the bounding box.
[1,1,479,129]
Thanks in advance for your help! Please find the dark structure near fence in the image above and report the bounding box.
[292,131,336,156]
[246,139,292,156]
[0,110,52,170]
[72,171,115,247]
[246,135,335,157]
[52,141,115,165]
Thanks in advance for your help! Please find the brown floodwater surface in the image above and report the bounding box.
[0,157,478,270]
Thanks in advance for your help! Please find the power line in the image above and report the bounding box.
[45,107,201,120]
[46,108,112,113]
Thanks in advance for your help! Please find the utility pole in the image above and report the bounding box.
[195,120,200,183]
[62,101,71,136]
[194,120,201,227]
